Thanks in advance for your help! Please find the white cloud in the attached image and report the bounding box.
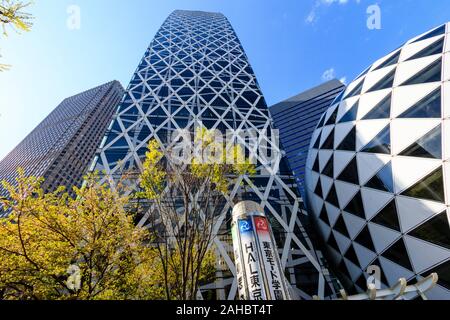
[322,68,336,81]
[321,68,346,84]
[305,0,359,25]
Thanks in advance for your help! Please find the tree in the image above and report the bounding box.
[0,0,33,71]
[136,128,256,300]
[0,170,164,300]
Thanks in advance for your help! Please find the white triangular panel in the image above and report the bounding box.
[343,78,364,98]
[443,52,450,82]
[404,235,450,273]
[368,222,402,254]
[379,257,415,286]
[343,258,363,281]
[309,130,322,149]
[342,212,366,240]
[325,202,341,225]
[356,119,390,151]
[424,284,450,300]
[391,82,441,118]
[353,242,377,269]
[357,88,391,120]
[335,180,360,209]
[333,151,356,178]
[318,150,333,172]
[317,219,332,240]
[362,65,397,94]
[357,153,391,185]
[391,156,442,193]
[334,230,352,253]
[396,196,446,233]
[327,246,343,265]
[400,35,445,62]
[394,54,441,86]
[390,119,441,155]
[306,148,318,170]
[443,83,450,120]
[361,187,394,220]
[444,162,450,202]
[320,175,334,198]
[334,122,355,148]
[372,49,401,70]
[319,125,334,147]
[336,96,359,122]
[309,171,320,192]
[323,104,339,124]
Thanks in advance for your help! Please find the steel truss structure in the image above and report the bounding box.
[91,10,338,299]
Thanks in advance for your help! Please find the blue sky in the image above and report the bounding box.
[1,0,450,159]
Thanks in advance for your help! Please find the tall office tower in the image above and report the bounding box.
[91,10,338,300]
[270,80,345,198]
[0,81,124,203]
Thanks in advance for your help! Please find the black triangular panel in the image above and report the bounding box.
[314,178,323,197]
[312,156,320,173]
[361,125,391,154]
[409,211,450,249]
[382,238,413,271]
[398,88,441,118]
[316,114,326,129]
[339,101,359,123]
[337,127,356,151]
[399,125,442,159]
[326,184,340,208]
[401,167,445,202]
[374,50,401,71]
[327,232,340,252]
[344,245,360,267]
[334,215,350,238]
[401,58,442,86]
[371,200,401,231]
[313,131,322,149]
[344,80,364,99]
[420,260,450,290]
[321,154,334,178]
[344,191,366,219]
[407,38,444,61]
[337,157,359,185]
[354,226,376,252]
[362,94,391,120]
[412,25,446,44]
[325,107,339,126]
[365,162,394,193]
[319,205,330,225]
[366,70,396,93]
[321,128,335,150]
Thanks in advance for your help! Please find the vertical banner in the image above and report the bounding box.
[238,218,267,300]
[231,223,248,300]
[231,201,292,300]
[253,216,289,300]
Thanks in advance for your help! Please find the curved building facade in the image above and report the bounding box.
[305,24,450,299]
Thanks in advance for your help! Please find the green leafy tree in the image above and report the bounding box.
[0,0,33,71]
[136,128,256,300]
[0,170,164,300]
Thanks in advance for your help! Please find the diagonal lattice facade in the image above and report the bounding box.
[91,10,338,299]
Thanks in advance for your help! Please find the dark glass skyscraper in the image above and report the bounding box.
[92,10,338,300]
[0,81,124,202]
[270,80,345,197]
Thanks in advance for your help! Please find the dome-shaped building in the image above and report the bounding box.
[305,24,450,299]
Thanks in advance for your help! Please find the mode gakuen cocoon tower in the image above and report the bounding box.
[90,10,338,300]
